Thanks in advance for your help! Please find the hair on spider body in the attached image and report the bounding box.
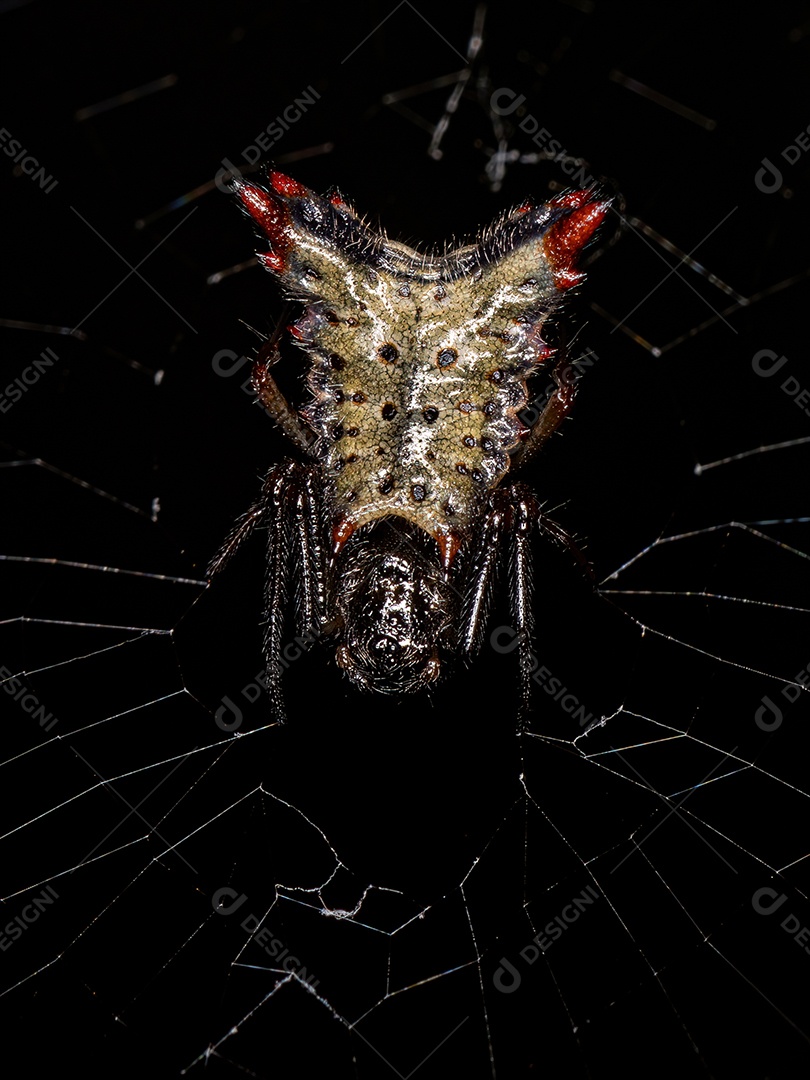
[209,168,612,720]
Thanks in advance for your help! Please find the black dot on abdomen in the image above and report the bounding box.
[378,343,398,363]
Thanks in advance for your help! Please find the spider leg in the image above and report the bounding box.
[207,471,276,577]
[252,338,317,457]
[535,511,594,580]
[505,484,538,720]
[209,461,331,721]
[458,483,589,720]
[507,493,595,718]
[290,465,334,641]
[261,466,294,721]
[457,489,509,657]
[458,484,538,719]
[511,341,579,470]
[260,462,335,720]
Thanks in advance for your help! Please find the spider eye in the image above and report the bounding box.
[370,635,404,662]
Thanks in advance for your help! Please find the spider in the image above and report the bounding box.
[209,169,611,720]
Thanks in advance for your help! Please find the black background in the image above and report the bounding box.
[2,2,810,1077]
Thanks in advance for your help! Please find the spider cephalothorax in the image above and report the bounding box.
[334,523,452,694]
[210,169,611,718]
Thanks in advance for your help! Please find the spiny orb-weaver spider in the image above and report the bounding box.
[209,169,611,720]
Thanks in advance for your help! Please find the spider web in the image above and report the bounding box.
[2,2,810,1077]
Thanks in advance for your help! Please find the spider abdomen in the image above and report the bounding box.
[234,170,609,564]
